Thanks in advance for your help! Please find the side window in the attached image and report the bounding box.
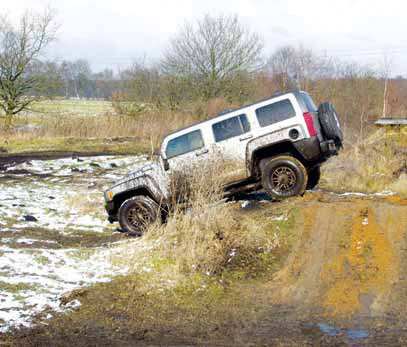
[212,114,250,142]
[255,99,296,127]
[300,93,317,112]
[166,130,204,159]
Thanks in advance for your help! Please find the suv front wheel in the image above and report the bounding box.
[118,196,159,236]
[261,156,308,200]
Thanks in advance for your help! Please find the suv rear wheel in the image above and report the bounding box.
[261,156,308,200]
[118,196,159,236]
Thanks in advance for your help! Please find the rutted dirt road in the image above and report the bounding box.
[252,190,407,346]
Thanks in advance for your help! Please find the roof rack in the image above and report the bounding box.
[217,108,235,116]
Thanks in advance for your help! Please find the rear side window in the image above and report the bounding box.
[166,130,204,159]
[255,99,296,127]
[300,93,318,112]
[212,114,250,142]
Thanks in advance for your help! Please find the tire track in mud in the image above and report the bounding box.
[272,191,407,320]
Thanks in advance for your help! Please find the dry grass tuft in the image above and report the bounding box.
[113,162,293,291]
[389,174,407,195]
[321,127,407,194]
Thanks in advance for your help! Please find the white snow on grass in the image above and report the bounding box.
[0,155,148,332]
[329,190,396,198]
[0,242,135,331]
[0,155,147,233]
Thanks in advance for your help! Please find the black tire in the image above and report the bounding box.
[318,102,343,148]
[261,156,308,200]
[307,166,321,190]
[118,196,159,236]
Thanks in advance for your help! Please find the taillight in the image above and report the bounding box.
[303,112,317,137]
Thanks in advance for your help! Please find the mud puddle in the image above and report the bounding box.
[0,154,149,331]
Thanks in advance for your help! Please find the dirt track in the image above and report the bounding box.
[252,191,407,346]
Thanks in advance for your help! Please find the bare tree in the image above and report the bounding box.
[26,59,64,98]
[380,53,392,118]
[0,7,58,127]
[268,46,298,90]
[162,13,264,99]
[268,45,332,91]
[119,57,162,104]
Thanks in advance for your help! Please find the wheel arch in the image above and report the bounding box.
[112,186,160,215]
[249,140,306,178]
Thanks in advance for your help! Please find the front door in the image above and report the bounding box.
[164,129,209,199]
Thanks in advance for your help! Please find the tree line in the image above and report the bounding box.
[1,8,407,136]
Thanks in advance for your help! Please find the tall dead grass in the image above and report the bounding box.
[114,162,287,289]
[0,111,198,152]
[0,97,241,153]
[322,127,407,195]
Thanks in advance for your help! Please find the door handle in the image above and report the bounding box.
[195,148,209,156]
[239,134,253,141]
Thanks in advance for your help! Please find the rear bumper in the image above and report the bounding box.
[293,136,322,161]
[320,139,339,156]
[293,137,339,164]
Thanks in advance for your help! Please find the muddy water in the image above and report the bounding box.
[0,155,148,331]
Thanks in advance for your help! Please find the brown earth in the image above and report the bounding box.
[230,191,407,346]
[273,192,407,317]
[3,191,407,346]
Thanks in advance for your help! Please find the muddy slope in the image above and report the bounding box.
[3,191,407,346]
[272,192,407,319]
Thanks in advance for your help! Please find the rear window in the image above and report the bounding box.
[166,130,204,159]
[255,99,296,127]
[212,114,250,142]
[300,93,318,112]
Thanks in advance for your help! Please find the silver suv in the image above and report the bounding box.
[104,91,342,235]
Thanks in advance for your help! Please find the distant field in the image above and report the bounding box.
[0,98,194,154]
[23,99,114,117]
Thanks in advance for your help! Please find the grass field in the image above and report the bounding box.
[0,99,195,154]
[23,99,114,117]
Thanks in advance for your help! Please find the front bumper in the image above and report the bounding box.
[105,201,117,223]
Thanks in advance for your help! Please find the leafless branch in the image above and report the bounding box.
[0,7,58,126]
[161,13,264,99]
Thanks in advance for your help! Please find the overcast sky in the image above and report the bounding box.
[3,0,407,76]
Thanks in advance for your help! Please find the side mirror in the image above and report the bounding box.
[163,158,170,171]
